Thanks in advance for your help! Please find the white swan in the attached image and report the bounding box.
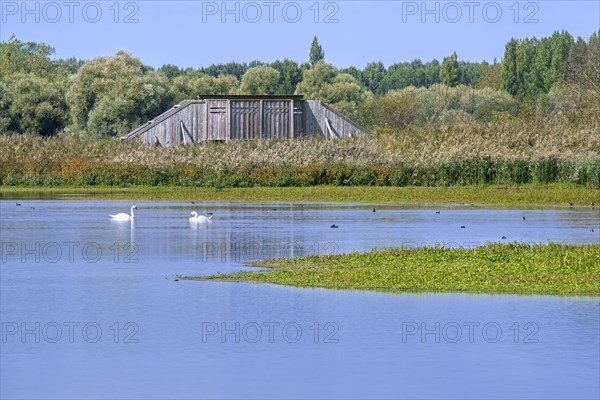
[189,211,213,222]
[110,205,137,221]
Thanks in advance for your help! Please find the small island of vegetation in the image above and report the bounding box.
[189,243,600,295]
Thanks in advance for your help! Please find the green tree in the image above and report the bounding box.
[157,64,184,79]
[0,73,67,135]
[270,59,302,94]
[476,59,502,90]
[0,35,55,78]
[501,32,574,100]
[66,51,171,136]
[309,36,325,66]
[501,38,519,96]
[361,61,386,94]
[550,30,600,125]
[170,73,239,102]
[295,61,368,118]
[240,65,280,95]
[440,52,460,87]
[201,62,248,80]
[294,61,337,99]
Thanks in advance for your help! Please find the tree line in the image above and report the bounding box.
[0,31,598,137]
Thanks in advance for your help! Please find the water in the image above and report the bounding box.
[1,199,599,399]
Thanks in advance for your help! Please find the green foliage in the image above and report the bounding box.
[501,39,519,96]
[269,59,302,94]
[240,65,280,95]
[476,60,502,90]
[0,35,55,78]
[309,36,325,66]
[360,84,517,128]
[196,243,600,294]
[2,129,598,189]
[361,61,386,93]
[361,59,442,94]
[170,73,239,102]
[66,51,171,136]
[200,61,249,80]
[295,61,368,117]
[548,30,600,126]
[440,52,461,87]
[157,64,184,79]
[0,73,67,135]
[501,31,574,99]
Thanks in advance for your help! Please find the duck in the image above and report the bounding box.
[189,211,213,222]
[110,206,137,221]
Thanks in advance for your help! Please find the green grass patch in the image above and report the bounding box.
[189,243,600,294]
[1,184,598,207]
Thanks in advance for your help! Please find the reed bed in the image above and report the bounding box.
[1,121,599,188]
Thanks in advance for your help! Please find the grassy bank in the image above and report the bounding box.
[1,184,599,207]
[190,243,600,294]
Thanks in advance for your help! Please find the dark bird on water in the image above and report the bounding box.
[372,208,376,213]
[522,216,526,221]
[502,236,507,240]
[16,203,21,206]
[568,202,574,207]
[435,211,441,214]
[591,228,595,233]
[330,224,339,229]
[460,225,466,229]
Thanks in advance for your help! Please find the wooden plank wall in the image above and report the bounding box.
[129,98,362,146]
[304,100,362,138]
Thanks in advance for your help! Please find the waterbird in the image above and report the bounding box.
[16,203,21,206]
[522,216,526,221]
[189,211,213,222]
[330,224,339,229]
[435,211,441,214]
[460,225,466,229]
[591,228,595,233]
[372,208,376,212]
[110,205,137,221]
[502,236,507,240]
[568,202,574,207]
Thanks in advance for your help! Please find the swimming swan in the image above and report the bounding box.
[110,206,137,221]
[189,211,213,222]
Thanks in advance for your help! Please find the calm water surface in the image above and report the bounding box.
[1,199,599,399]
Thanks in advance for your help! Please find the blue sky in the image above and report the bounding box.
[1,1,598,69]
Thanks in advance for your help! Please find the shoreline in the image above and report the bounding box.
[1,184,598,207]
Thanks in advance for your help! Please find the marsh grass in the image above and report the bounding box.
[191,243,600,294]
[1,120,599,188]
[1,185,598,207]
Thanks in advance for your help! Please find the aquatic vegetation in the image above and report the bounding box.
[192,243,600,294]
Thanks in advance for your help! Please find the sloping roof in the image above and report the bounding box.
[196,94,304,100]
[120,100,198,140]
